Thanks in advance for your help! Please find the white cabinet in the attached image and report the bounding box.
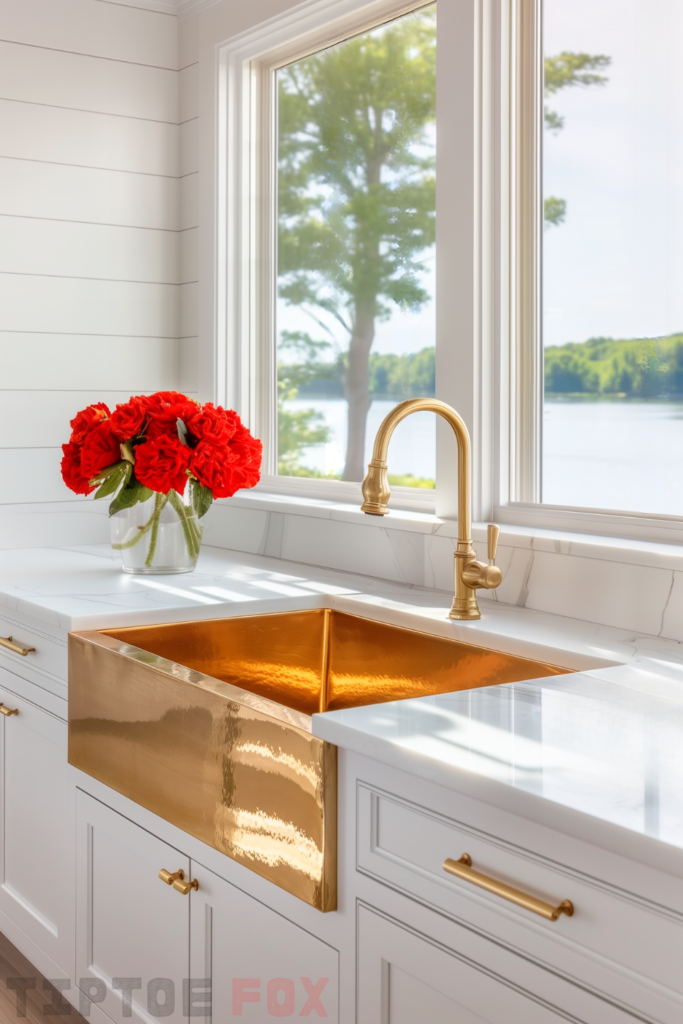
[0,679,72,975]
[76,790,191,1023]
[190,861,339,1022]
[76,789,339,1024]
[357,904,636,1024]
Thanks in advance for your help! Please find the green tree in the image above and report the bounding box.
[277,330,335,475]
[277,6,436,481]
[544,51,611,227]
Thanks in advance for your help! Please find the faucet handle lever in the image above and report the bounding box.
[487,524,500,564]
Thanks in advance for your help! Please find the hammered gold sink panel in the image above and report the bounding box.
[68,609,569,913]
[99,609,569,715]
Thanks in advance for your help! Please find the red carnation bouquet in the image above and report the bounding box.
[61,392,262,570]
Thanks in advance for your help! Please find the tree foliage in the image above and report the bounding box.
[543,51,611,226]
[277,6,436,480]
[545,335,683,398]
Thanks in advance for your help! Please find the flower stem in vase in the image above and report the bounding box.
[145,491,166,567]
[112,503,159,551]
[168,488,199,561]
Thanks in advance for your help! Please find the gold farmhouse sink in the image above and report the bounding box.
[68,609,570,912]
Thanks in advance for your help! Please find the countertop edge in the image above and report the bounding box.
[312,714,683,881]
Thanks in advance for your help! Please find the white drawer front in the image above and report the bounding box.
[358,904,636,1024]
[358,784,683,1010]
[0,664,67,720]
[0,613,67,689]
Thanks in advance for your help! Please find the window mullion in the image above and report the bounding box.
[435,0,496,523]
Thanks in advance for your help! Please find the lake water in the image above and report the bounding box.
[283,398,683,515]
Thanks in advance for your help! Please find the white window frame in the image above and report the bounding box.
[211,0,683,542]
[498,0,683,544]
[213,0,497,520]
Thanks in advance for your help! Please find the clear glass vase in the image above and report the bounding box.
[110,490,203,574]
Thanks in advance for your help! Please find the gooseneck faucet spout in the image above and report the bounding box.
[360,398,503,620]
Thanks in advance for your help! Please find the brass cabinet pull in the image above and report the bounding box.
[158,868,198,895]
[0,704,18,717]
[0,636,35,657]
[443,854,574,922]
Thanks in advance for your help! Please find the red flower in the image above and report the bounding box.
[143,392,199,440]
[69,403,110,445]
[80,421,121,480]
[110,397,147,441]
[61,443,95,496]
[135,435,191,495]
[142,391,192,416]
[190,428,262,499]
[188,403,239,446]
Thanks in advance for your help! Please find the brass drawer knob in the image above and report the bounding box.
[0,636,35,657]
[158,868,198,895]
[444,854,574,922]
[0,704,18,717]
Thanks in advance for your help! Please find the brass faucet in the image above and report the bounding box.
[360,398,503,620]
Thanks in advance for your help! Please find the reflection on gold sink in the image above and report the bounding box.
[69,609,569,912]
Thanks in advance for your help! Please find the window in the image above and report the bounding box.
[540,0,683,520]
[218,0,683,539]
[275,6,436,489]
[217,0,464,515]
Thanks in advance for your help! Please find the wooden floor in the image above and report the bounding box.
[0,933,87,1022]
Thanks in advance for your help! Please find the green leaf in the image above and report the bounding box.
[89,460,127,488]
[91,461,130,500]
[109,480,154,517]
[192,481,213,519]
[93,461,132,500]
[177,418,191,447]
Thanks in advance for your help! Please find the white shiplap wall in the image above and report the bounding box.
[0,0,192,547]
[179,13,199,396]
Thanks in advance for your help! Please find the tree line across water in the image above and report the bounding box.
[544,334,683,398]
[281,333,683,405]
[278,333,683,482]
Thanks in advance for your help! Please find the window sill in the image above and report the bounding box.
[224,489,683,573]
[253,475,436,514]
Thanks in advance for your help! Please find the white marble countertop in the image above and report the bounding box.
[1,543,682,870]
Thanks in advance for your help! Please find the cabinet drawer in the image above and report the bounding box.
[357,784,683,1005]
[0,613,67,690]
[0,664,67,720]
[358,903,635,1024]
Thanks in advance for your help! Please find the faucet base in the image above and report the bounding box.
[448,595,481,620]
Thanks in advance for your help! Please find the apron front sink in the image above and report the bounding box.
[68,609,569,911]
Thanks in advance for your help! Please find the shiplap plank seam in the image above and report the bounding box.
[2,214,181,233]
[0,38,176,71]
[1,96,180,126]
[2,155,180,179]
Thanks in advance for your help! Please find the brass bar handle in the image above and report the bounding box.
[159,868,183,885]
[158,868,198,895]
[443,854,574,922]
[0,704,18,717]
[173,876,198,895]
[0,636,35,657]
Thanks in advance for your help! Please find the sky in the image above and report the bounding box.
[281,0,683,361]
[543,0,683,347]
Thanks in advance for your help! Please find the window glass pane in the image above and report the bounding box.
[542,0,683,514]
[276,4,436,487]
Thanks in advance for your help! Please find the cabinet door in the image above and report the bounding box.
[358,905,635,1024]
[76,790,191,1024]
[190,862,339,1022]
[0,683,71,972]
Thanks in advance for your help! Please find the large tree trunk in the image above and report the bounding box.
[342,305,375,481]
[342,112,383,482]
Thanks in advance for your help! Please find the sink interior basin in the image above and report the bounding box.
[100,608,570,715]
[69,609,571,913]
